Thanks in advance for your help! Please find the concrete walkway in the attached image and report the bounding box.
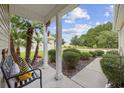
[71,58,108,88]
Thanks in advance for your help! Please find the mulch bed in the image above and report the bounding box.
[48,57,96,78]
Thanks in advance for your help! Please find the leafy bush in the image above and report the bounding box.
[81,52,92,60]
[48,49,56,63]
[95,50,104,56]
[63,51,80,69]
[106,50,118,55]
[100,53,124,87]
[89,51,97,57]
[63,48,81,55]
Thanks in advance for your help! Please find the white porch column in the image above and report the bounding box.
[42,25,48,69]
[55,13,63,80]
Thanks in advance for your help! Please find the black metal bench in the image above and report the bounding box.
[0,55,42,88]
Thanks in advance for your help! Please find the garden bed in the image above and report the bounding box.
[49,57,96,78]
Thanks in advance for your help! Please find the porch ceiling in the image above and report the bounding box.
[9,4,78,23]
[114,4,124,31]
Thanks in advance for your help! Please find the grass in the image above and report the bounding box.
[21,51,43,60]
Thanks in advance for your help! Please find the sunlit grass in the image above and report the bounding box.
[21,51,43,60]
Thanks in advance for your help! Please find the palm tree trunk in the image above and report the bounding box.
[25,27,34,63]
[10,34,19,63]
[32,43,39,65]
[16,47,20,57]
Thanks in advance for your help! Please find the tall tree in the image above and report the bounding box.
[70,22,118,48]
[32,31,43,65]
[25,21,34,63]
[10,15,27,57]
[31,23,43,65]
[12,30,26,56]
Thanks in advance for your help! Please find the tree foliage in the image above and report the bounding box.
[70,22,118,48]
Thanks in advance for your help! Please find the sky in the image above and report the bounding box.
[48,4,113,44]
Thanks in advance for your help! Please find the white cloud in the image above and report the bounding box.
[104,21,108,24]
[64,20,74,23]
[104,12,110,17]
[107,5,114,12]
[63,24,92,36]
[63,7,90,23]
[104,5,113,18]
[96,22,101,26]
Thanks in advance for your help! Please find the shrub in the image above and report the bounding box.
[63,48,81,55]
[106,50,118,55]
[89,51,97,57]
[100,53,124,87]
[63,51,80,69]
[95,50,104,56]
[81,52,92,60]
[48,49,56,63]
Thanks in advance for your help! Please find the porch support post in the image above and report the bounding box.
[55,13,63,80]
[42,24,48,69]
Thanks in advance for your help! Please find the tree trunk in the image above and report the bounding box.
[10,34,19,63]
[25,27,34,63]
[16,47,20,57]
[32,43,39,65]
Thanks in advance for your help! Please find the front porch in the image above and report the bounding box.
[0,65,82,88]
[0,4,124,88]
[0,57,107,88]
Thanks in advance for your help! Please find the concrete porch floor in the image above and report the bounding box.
[0,66,82,88]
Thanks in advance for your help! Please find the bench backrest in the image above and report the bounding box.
[1,55,14,78]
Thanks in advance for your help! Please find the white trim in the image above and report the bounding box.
[42,24,49,69]
[55,13,63,80]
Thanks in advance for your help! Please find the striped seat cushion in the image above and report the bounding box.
[17,57,30,73]
[16,57,32,81]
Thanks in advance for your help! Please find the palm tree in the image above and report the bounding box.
[12,30,26,57]
[25,22,43,63]
[25,21,34,63]
[32,31,43,65]
[10,15,27,57]
[10,33,19,63]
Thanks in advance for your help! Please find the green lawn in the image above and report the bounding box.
[21,51,43,60]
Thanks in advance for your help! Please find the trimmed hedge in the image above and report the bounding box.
[106,50,118,55]
[63,48,81,55]
[95,50,104,56]
[81,52,92,60]
[89,51,97,57]
[48,49,56,63]
[63,51,80,69]
[100,53,124,87]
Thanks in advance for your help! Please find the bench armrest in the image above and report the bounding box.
[8,68,42,80]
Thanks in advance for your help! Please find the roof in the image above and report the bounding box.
[9,4,78,23]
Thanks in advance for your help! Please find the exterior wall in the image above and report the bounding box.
[118,25,124,56]
[0,4,9,61]
[0,4,9,88]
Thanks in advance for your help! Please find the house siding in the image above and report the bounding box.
[118,25,124,55]
[0,4,9,61]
